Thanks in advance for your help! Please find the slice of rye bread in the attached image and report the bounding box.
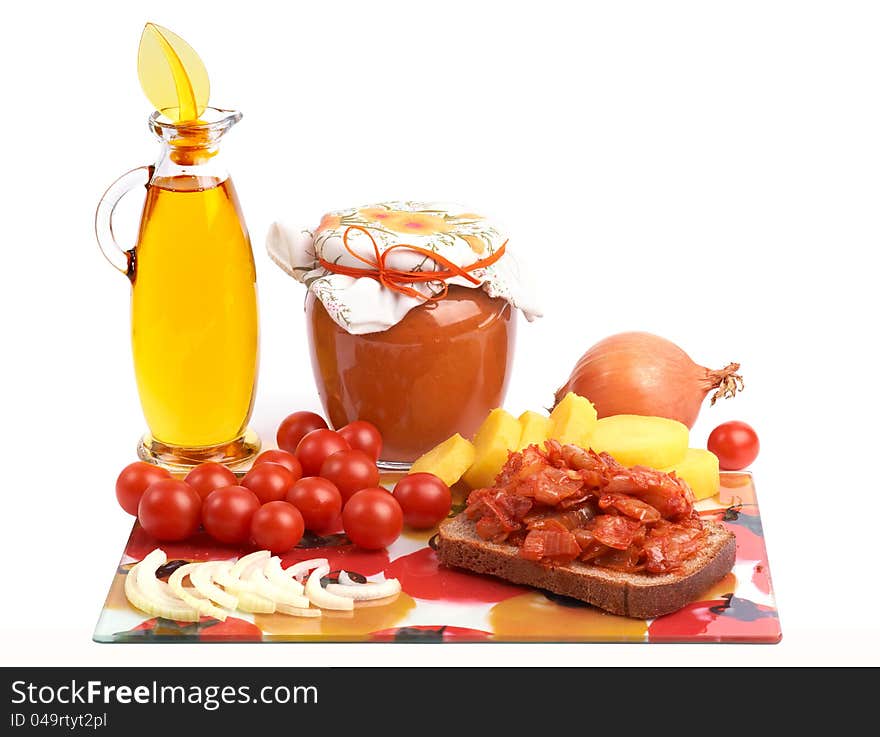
[436,514,736,619]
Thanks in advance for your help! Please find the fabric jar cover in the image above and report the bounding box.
[266,201,542,335]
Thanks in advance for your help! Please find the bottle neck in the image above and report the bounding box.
[152,140,230,188]
[147,108,240,187]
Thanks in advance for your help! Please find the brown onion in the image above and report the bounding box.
[554,332,743,429]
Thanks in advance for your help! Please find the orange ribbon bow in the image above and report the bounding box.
[318,225,507,302]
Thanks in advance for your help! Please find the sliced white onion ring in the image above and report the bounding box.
[213,565,260,594]
[243,559,310,609]
[276,602,322,618]
[230,549,270,579]
[325,578,402,601]
[286,558,330,581]
[125,562,185,619]
[233,590,277,614]
[338,570,360,586]
[132,569,196,608]
[126,551,200,622]
[264,557,306,595]
[134,552,196,606]
[212,561,275,613]
[168,563,228,621]
[190,560,238,610]
[125,549,403,621]
[343,592,401,609]
[304,564,353,611]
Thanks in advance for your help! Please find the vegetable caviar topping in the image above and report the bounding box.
[465,441,706,574]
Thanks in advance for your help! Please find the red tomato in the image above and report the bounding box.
[392,473,452,529]
[286,477,343,532]
[707,421,760,470]
[338,420,383,461]
[319,449,380,504]
[276,411,328,454]
[250,501,305,554]
[253,449,303,479]
[184,462,238,502]
[342,488,403,550]
[115,462,172,516]
[202,485,261,544]
[295,429,350,477]
[137,479,201,542]
[241,462,296,504]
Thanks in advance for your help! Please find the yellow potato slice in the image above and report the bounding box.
[516,410,551,451]
[589,414,688,468]
[462,409,522,489]
[548,392,597,448]
[661,448,720,501]
[409,433,476,487]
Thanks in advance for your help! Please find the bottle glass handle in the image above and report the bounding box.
[95,166,153,276]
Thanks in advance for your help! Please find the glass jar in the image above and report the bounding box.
[267,201,540,470]
[307,286,516,466]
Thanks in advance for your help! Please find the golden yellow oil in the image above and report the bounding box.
[130,175,259,448]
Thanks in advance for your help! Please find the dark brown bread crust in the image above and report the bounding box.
[436,514,736,618]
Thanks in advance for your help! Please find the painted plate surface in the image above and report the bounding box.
[94,472,780,643]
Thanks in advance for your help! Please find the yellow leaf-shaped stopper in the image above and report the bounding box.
[137,23,210,122]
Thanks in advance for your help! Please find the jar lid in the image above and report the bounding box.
[267,201,542,335]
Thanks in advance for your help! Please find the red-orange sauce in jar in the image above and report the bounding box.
[307,286,516,465]
[267,201,540,468]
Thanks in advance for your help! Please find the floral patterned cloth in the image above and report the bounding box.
[266,201,542,334]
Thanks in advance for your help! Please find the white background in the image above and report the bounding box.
[1,0,877,666]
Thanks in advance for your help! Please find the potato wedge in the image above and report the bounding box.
[462,409,521,489]
[516,410,551,451]
[409,433,476,487]
[548,392,597,448]
[589,414,688,468]
[661,448,720,501]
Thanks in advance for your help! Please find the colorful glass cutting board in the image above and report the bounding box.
[93,472,780,643]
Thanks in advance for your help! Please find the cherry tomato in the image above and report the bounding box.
[276,411,328,454]
[342,488,403,550]
[338,420,383,461]
[137,479,201,542]
[286,477,343,532]
[184,462,238,502]
[250,501,305,554]
[295,429,350,477]
[115,462,172,516]
[392,473,452,529]
[202,485,261,544]
[253,449,303,479]
[707,421,760,471]
[242,462,296,504]
[319,449,380,504]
